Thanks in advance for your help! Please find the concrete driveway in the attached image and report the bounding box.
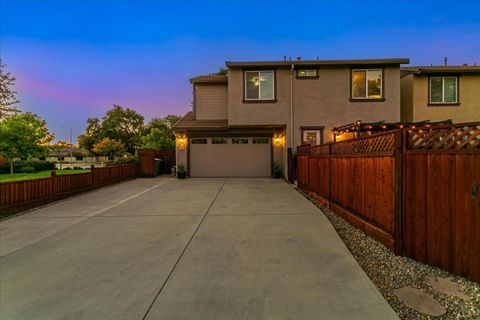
[0,178,398,320]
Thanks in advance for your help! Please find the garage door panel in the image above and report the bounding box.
[190,138,271,177]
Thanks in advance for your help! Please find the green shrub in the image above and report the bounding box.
[19,166,35,173]
[23,160,56,172]
[73,167,84,170]
[62,167,72,170]
[0,160,56,174]
[111,154,138,165]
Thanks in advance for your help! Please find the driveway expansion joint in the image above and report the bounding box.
[141,178,227,320]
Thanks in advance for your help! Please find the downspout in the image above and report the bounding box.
[289,63,294,182]
[290,63,294,152]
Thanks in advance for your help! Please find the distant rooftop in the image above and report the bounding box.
[226,58,409,68]
[401,65,480,75]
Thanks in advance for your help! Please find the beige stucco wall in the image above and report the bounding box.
[227,66,401,148]
[228,69,292,126]
[175,138,188,172]
[406,75,480,123]
[400,74,414,122]
[293,67,400,144]
[195,83,228,120]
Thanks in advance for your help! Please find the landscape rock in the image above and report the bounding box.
[393,286,446,316]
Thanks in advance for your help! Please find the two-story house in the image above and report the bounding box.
[400,65,480,123]
[173,58,409,178]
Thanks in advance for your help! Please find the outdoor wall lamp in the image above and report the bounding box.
[176,134,187,150]
[273,134,285,148]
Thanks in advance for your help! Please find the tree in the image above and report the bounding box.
[140,128,175,150]
[92,137,126,161]
[0,59,20,120]
[210,67,228,76]
[101,105,144,153]
[49,140,75,169]
[77,117,103,152]
[0,113,54,173]
[78,105,144,154]
[145,114,181,139]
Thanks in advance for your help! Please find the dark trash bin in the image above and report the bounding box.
[154,158,164,176]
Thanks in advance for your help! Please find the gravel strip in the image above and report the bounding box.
[298,190,480,320]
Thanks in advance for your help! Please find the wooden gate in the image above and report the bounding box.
[403,123,480,282]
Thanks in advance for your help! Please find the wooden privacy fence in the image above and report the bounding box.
[0,164,138,217]
[297,123,480,282]
[298,131,402,254]
[138,149,175,177]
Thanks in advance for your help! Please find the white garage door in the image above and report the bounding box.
[190,137,271,177]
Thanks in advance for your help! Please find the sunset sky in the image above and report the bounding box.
[1,0,479,142]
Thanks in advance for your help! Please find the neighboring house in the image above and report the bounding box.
[174,58,409,178]
[401,66,480,123]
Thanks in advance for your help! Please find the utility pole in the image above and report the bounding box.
[69,128,73,160]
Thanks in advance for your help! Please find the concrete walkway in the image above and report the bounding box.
[0,178,398,320]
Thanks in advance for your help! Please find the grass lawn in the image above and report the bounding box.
[0,170,90,182]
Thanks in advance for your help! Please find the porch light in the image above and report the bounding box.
[176,134,187,150]
[273,134,284,147]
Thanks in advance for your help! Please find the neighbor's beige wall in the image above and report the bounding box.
[195,83,228,120]
[400,74,414,122]
[409,75,480,123]
[227,66,401,148]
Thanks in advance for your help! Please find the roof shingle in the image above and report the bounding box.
[173,112,228,131]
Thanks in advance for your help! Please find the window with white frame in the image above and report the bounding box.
[302,130,321,145]
[297,69,318,78]
[352,69,382,99]
[245,71,275,100]
[430,77,457,104]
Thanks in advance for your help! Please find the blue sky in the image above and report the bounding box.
[1,0,479,141]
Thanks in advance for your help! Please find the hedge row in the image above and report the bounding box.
[0,160,57,174]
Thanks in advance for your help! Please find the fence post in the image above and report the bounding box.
[287,147,293,183]
[51,171,56,201]
[91,164,95,188]
[394,129,403,256]
[307,145,311,192]
[328,143,332,206]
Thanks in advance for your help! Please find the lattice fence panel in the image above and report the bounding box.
[407,124,480,151]
[310,144,330,156]
[297,144,310,155]
[331,132,396,155]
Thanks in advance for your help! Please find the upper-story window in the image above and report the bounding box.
[245,71,275,100]
[430,77,458,104]
[297,69,318,78]
[352,69,382,99]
